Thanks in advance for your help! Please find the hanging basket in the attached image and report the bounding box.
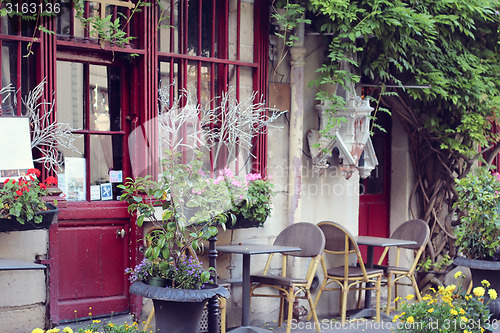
[0,202,58,232]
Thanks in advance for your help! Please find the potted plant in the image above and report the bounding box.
[392,272,497,333]
[453,167,500,318]
[227,171,275,229]
[118,151,231,333]
[0,168,58,232]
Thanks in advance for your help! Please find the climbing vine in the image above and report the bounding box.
[273,0,500,277]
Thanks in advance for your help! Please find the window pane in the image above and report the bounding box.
[57,61,85,129]
[158,0,173,53]
[1,42,18,116]
[90,135,123,201]
[238,0,253,62]
[89,65,121,132]
[58,136,86,201]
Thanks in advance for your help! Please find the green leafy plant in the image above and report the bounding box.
[418,255,453,272]
[118,151,237,289]
[392,273,496,333]
[0,168,58,224]
[454,167,500,260]
[229,172,275,228]
[125,257,169,283]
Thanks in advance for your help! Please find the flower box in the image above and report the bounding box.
[0,202,58,232]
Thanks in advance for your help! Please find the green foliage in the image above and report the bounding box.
[0,168,57,225]
[454,167,500,260]
[276,0,500,158]
[418,254,452,272]
[73,0,148,48]
[272,1,311,47]
[119,150,273,288]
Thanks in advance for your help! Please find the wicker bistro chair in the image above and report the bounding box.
[308,221,383,325]
[249,222,326,333]
[375,219,430,314]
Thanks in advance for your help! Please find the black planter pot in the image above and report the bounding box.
[130,281,230,333]
[147,277,168,287]
[226,214,266,229]
[0,202,58,232]
[454,257,500,319]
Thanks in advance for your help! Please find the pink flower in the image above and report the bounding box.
[219,168,234,178]
[246,173,262,181]
[231,180,241,187]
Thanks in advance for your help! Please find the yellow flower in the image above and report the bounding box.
[47,329,60,333]
[481,280,491,288]
[450,309,458,315]
[459,308,466,315]
[392,312,405,322]
[31,329,45,333]
[464,330,472,333]
[428,308,434,313]
[422,294,432,301]
[406,294,415,300]
[394,297,402,302]
[481,327,485,333]
[445,284,457,293]
[107,323,114,328]
[84,330,93,333]
[62,328,73,333]
[473,287,486,297]
[488,289,498,300]
[454,271,463,279]
[92,320,101,324]
[461,316,468,322]
[406,316,415,323]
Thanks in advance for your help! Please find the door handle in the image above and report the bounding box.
[116,228,127,239]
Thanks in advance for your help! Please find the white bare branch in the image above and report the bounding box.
[158,84,285,169]
[18,80,82,173]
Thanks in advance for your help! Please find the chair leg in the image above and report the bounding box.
[306,290,321,332]
[411,275,422,301]
[278,294,285,327]
[375,276,381,322]
[385,273,393,315]
[341,283,349,325]
[356,284,363,309]
[394,278,399,310]
[307,278,327,321]
[286,288,295,333]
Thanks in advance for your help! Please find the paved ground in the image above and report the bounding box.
[57,311,500,333]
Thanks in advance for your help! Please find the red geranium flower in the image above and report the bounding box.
[3,179,10,184]
[15,190,23,196]
[40,183,47,190]
[45,176,58,186]
[27,168,41,177]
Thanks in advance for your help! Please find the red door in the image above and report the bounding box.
[49,204,133,322]
[358,111,391,264]
[48,60,138,324]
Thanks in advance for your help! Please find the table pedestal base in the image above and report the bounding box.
[228,326,272,333]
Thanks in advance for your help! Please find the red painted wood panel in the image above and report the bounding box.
[56,218,130,321]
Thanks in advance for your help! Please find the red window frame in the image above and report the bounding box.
[156,0,270,174]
